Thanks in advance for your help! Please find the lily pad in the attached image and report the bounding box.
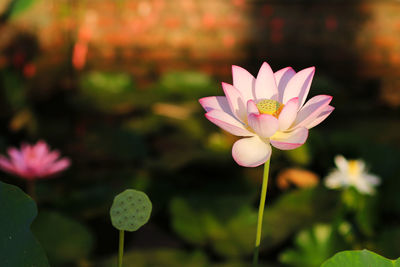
[321,249,400,267]
[0,181,49,267]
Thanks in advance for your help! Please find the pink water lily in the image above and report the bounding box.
[0,140,70,180]
[199,62,334,167]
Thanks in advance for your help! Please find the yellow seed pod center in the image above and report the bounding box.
[256,99,284,117]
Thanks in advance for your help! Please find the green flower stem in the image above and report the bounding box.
[253,159,271,266]
[118,230,124,267]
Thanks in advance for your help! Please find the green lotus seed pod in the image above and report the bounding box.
[110,189,152,231]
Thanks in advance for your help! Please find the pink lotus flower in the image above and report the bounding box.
[199,62,334,167]
[0,140,71,180]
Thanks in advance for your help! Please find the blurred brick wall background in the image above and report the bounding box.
[1,0,400,105]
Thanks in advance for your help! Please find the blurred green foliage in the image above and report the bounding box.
[1,70,26,111]
[170,195,256,257]
[285,144,312,166]
[170,187,338,259]
[8,0,37,18]
[82,127,147,162]
[79,71,136,113]
[157,71,218,101]
[280,224,348,267]
[262,187,337,250]
[98,249,209,267]
[31,211,94,266]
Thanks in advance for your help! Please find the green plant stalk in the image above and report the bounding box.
[253,159,271,266]
[118,230,124,267]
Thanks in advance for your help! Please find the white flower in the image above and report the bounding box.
[324,155,380,195]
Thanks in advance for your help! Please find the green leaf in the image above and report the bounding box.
[321,249,400,267]
[0,181,49,267]
[110,189,152,231]
[31,210,94,265]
